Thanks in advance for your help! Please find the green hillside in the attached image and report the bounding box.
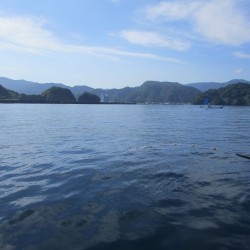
[0,84,19,100]
[42,87,76,103]
[3,81,250,105]
[97,81,200,103]
[133,81,200,103]
[192,83,250,105]
[78,92,100,104]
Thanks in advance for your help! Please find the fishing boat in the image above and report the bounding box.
[205,104,223,109]
[200,98,224,109]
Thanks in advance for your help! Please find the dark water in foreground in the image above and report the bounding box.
[0,104,250,250]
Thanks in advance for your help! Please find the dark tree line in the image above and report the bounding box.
[0,85,100,104]
[192,83,250,105]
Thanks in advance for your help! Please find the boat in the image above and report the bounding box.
[205,104,223,109]
[200,98,223,109]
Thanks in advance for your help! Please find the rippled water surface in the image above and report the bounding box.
[1,104,250,250]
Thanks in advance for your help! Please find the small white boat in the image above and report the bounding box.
[200,104,224,109]
[200,98,223,109]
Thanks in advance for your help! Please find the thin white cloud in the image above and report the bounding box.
[143,0,250,46]
[234,51,250,59]
[144,0,201,21]
[234,68,244,74]
[120,30,190,51]
[0,15,183,63]
[0,16,62,54]
[110,0,123,5]
[73,44,184,63]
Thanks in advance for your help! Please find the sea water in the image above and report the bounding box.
[0,104,250,250]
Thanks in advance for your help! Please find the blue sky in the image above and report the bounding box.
[0,0,250,88]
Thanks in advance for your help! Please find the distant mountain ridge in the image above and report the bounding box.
[0,77,67,94]
[0,77,200,103]
[187,79,250,92]
[0,77,93,98]
[1,77,249,96]
[1,76,250,103]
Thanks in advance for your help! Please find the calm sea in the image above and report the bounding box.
[0,104,250,250]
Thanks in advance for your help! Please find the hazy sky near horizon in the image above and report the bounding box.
[0,0,250,88]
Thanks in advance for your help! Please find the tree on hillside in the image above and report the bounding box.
[78,92,100,104]
[42,87,76,103]
[19,94,45,103]
[0,84,19,99]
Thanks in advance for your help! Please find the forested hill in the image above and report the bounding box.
[0,84,19,100]
[88,81,200,103]
[192,83,250,105]
[187,79,250,92]
[138,81,200,103]
[0,85,100,104]
[0,78,201,103]
[118,81,200,103]
[1,77,250,105]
